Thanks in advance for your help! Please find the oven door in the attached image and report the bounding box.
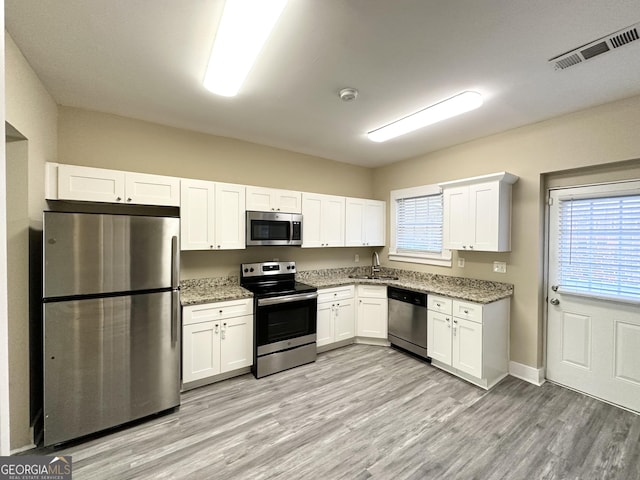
[255,292,317,355]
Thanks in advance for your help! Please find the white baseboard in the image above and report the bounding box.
[509,361,546,386]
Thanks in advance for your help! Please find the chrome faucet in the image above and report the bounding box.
[371,251,381,277]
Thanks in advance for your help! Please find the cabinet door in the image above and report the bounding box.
[301,193,323,248]
[323,195,346,247]
[443,186,469,250]
[452,317,483,378]
[246,186,274,211]
[180,179,216,250]
[125,172,180,206]
[469,182,499,251]
[215,183,246,250]
[427,310,452,365]
[316,302,335,347]
[57,164,125,203]
[357,297,388,338]
[274,190,302,213]
[345,198,365,247]
[364,200,386,246]
[334,300,355,342]
[220,314,253,373]
[182,321,221,383]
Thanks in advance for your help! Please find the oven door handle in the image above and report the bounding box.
[257,292,318,306]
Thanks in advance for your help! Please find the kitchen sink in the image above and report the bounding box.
[348,274,399,280]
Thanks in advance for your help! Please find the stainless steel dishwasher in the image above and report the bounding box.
[387,286,429,359]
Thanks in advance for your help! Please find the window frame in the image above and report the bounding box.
[389,184,452,267]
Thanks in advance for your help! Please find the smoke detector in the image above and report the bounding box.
[549,22,640,70]
[339,87,359,101]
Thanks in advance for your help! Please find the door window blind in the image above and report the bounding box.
[558,194,640,301]
[396,194,443,253]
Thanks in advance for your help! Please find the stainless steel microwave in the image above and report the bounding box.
[246,211,303,246]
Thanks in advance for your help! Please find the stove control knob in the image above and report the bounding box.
[250,268,254,272]
[291,266,295,270]
[244,268,249,273]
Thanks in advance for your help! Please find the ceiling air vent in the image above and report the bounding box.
[549,22,640,70]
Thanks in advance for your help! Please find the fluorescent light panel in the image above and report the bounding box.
[368,91,483,142]
[203,0,288,97]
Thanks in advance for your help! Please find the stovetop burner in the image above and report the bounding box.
[240,261,316,297]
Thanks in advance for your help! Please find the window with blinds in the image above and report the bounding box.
[558,194,640,301]
[396,193,443,254]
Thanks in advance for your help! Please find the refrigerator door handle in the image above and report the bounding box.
[171,236,179,289]
[172,290,180,346]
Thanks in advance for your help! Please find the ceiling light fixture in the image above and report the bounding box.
[203,0,288,97]
[367,91,483,142]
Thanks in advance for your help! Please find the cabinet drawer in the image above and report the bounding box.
[183,298,253,326]
[427,295,452,314]
[318,285,355,303]
[452,300,482,323]
[356,285,387,298]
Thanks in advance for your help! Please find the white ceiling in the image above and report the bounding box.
[5,1,640,167]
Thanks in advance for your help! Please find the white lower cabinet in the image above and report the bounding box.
[427,295,509,390]
[182,298,253,387]
[317,286,355,349]
[356,285,388,341]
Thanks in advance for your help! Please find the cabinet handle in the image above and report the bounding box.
[116,196,122,201]
[221,322,226,340]
[462,245,467,249]
[210,245,214,249]
[215,324,219,333]
[453,319,458,324]
[217,245,221,249]
[446,317,450,322]
[469,246,474,249]
[464,310,469,314]
[436,303,441,307]
[127,197,132,202]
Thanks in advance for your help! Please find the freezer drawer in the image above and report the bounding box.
[43,211,179,298]
[43,291,180,445]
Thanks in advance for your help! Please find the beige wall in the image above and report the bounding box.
[57,107,378,279]
[4,31,58,450]
[374,95,640,370]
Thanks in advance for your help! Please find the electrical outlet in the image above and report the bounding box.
[493,261,507,273]
[458,257,465,268]
[355,254,360,263]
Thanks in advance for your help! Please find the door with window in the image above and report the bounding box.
[547,181,640,412]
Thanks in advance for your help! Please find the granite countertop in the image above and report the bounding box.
[180,276,252,306]
[180,267,513,307]
[297,267,513,304]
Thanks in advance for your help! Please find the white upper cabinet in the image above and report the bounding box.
[246,186,302,213]
[301,193,345,248]
[440,172,518,252]
[345,198,386,247]
[181,179,246,251]
[51,163,180,206]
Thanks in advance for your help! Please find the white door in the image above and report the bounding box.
[316,302,335,347]
[443,185,469,250]
[180,179,215,250]
[219,315,252,373]
[345,198,365,247]
[364,200,386,246]
[57,164,125,203]
[547,182,640,413]
[323,195,346,247]
[427,310,452,365]
[182,321,220,383]
[453,318,483,378]
[301,193,323,247]
[357,297,387,338]
[125,172,180,206]
[334,300,355,341]
[215,182,246,250]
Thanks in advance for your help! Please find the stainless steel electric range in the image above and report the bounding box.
[240,261,318,378]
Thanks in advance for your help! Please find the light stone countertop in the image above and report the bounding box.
[180,276,253,306]
[180,267,513,306]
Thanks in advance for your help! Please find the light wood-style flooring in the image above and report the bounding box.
[31,344,640,479]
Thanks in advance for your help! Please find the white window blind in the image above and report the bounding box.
[558,194,640,301]
[396,194,443,254]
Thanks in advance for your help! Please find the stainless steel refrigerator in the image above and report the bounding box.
[42,211,180,446]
